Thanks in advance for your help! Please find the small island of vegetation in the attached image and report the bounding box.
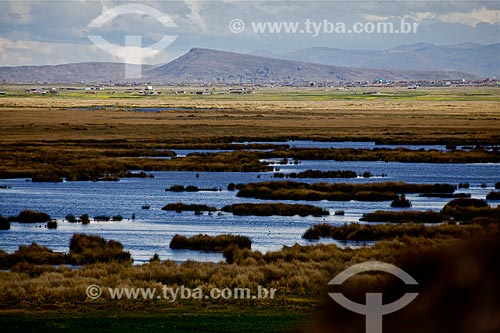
[236,181,454,202]
[162,203,217,212]
[221,203,329,217]
[169,234,252,252]
[7,210,51,223]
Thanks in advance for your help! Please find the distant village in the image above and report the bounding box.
[13,77,500,96]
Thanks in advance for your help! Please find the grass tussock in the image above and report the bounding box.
[8,210,51,223]
[162,203,217,212]
[439,198,500,222]
[236,181,454,202]
[391,194,412,208]
[302,222,491,241]
[0,215,10,230]
[442,206,500,222]
[0,242,68,269]
[47,220,57,229]
[166,184,219,192]
[359,198,500,224]
[486,191,500,200]
[169,234,252,252]
[0,234,132,269]
[442,198,489,209]
[69,234,132,265]
[260,147,500,164]
[221,203,329,217]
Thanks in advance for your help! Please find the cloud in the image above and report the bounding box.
[361,14,395,22]
[0,37,106,66]
[406,12,435,23]
[437,7,500,27]
[185,0,209,33]
[1,1,32,24]
[0,35,181,67]
[363,6,500,27]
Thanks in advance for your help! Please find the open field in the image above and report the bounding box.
[1,86,499,144]
[1,86,499,181]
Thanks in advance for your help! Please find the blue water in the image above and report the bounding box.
[235,140,449,151]
[1,160,499,263]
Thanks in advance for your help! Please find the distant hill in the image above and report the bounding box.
[0,62,153,83]
[254,43,499,78]
[0,47,480,83]
[146,48,477,83]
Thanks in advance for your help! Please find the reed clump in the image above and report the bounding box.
[69,234,131,265]
[0,215,10,230]
[0,234,131,269]
[259,147,500,164]
[221,203,329,217]
[439,198,500,222]
[486,191,500,200]
[236,181,454,202]
[8,210,51,223]
[442,198,489,210]
[391,194,412,208]
[273,170,358,179]
[162,203,217,212]
[442,206,500,222]
[166,185,219,192]
[169,234,252,252]
[47,220,57,229]
[0,242,68,268]
[302,222,484,241]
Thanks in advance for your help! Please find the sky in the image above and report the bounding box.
[0,0,499,66]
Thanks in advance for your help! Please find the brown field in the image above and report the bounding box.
[1,86,499,181]
[0,86,499,143]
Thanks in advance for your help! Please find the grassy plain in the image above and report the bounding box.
[1,85,499,180]
[1,85,499,144]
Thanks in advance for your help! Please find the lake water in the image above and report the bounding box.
[1,153,499,263]
[236,140,449,151]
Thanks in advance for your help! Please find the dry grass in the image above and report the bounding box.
[1,87,499,144]
[1,87,499,181]
[0,234,474,309]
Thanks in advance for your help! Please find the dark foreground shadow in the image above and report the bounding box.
[299,236,500,333]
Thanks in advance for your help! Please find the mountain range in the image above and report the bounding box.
[0,63,153,84]
[250,43,499,78]
[147,48,477,83]
[0,43,493,84]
